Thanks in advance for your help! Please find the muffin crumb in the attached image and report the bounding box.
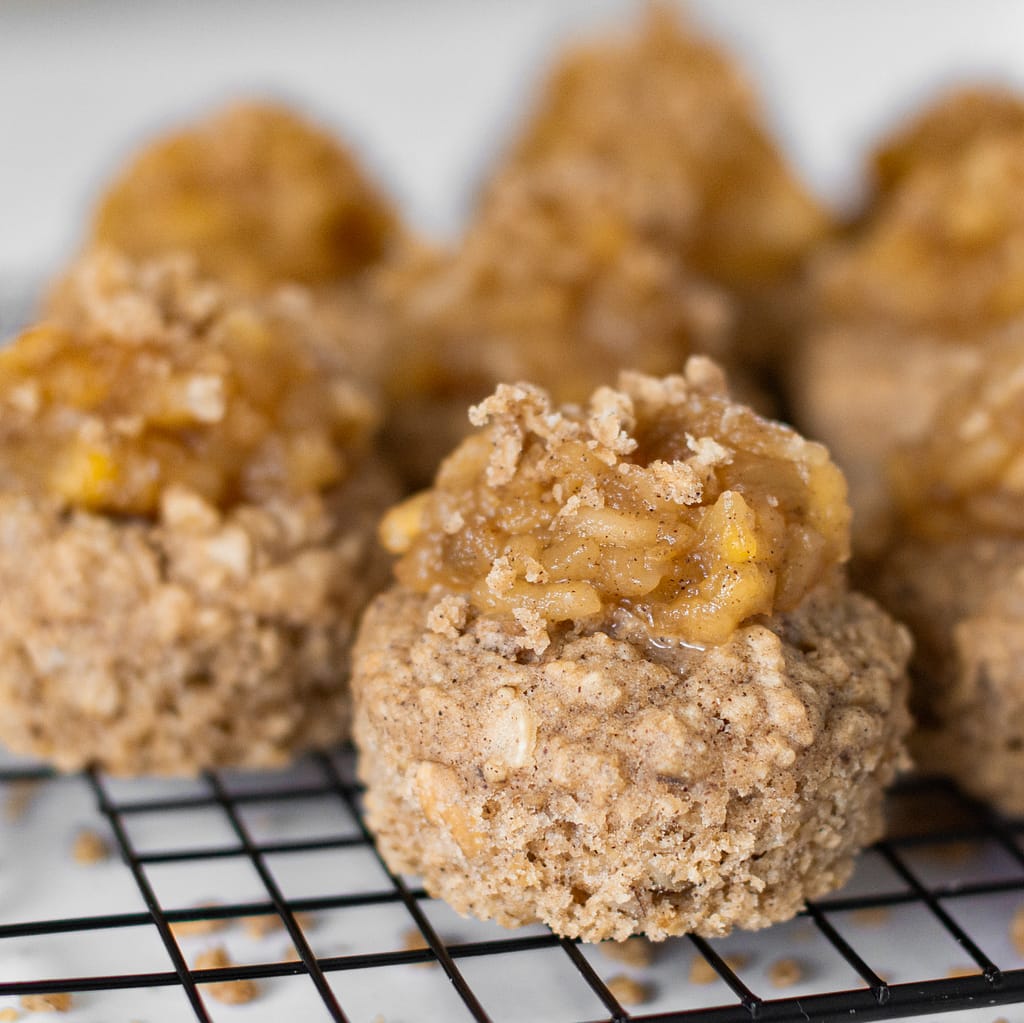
[768,957,804,988]
[1010,905,1024,956]
[19,995,71,1014]
[606,974,652,1006]
[851,907,890,927]
[946,965,979,979]
[170,903,226,938]
[599,936,655,967]
[6,781,40,822]
[242,911,315,939]
[689,954,747,985]
[0,1009,19,1021]
[193,946,260,1005]
[72,828,109,865]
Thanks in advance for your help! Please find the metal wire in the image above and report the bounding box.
[2,756,1024,1023]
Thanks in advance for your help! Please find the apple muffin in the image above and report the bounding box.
[353,360,912,941]
[876,334,1024,815]
[489,5,831,368]
[90,101,398,293]
[0,248,396,774]
[872,86,1024,197]
[795,124,1024,554]
[375,157,735,487]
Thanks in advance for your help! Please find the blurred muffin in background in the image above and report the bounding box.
[90,101,399,293]
[793,99,1024,556]
[0,248,396,774]
[876,334,1024,815]
[372,157,735,487]
[487,4,832,371]
[872,86,1024,197]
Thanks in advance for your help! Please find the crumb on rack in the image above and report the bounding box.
[768,958,804,989]
[242,910,315,939]
[851,907,890,927]
[598,936,655,967]
[193,946,260,1005]
[688,954,748,985]
[6,781,41,823]
[170,902,227,938]
[1011,904,1024,957]
[946,965,980,978]
[72,828,109,865]
[606,974,653,1006]
[402,927,437,967]
[0,1008,20,1021]
[19,994,71,1014]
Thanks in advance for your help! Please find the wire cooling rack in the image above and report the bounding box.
[2,751,1023,1023]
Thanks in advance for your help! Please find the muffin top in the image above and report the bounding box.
[381,359,849,649]
[381,157,732,407]
[815,131,1024,335]
[0,248,377,516]
[92,101,397,291]
[873,87,1024,196]
[891,332,1024,539]
[501,6,829,287]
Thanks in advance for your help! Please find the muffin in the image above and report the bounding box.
[375,157,734,486]
[489,5,832,369]
[90,101,398,293]
[353,360,912,941]
[877,335,1024,815]
[0,248,396,774]
[794,124,1024,555]
[872,87,1024,197]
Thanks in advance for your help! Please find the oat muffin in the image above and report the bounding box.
[794,124,1024,554]
[489,6,831,367]
[353,360,912,941]
[0,249,396,774]
[877,335,1024,815]
[375,158,735,487]
[91,101,398,293]
[872,87,1024,197]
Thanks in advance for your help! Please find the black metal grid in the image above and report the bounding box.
[2,752,1023,1023]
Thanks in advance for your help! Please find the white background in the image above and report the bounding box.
[3,0,1024,283]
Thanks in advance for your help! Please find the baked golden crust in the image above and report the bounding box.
[353,585,911,941]
[91,102,397,291]
[0,460,395,775]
